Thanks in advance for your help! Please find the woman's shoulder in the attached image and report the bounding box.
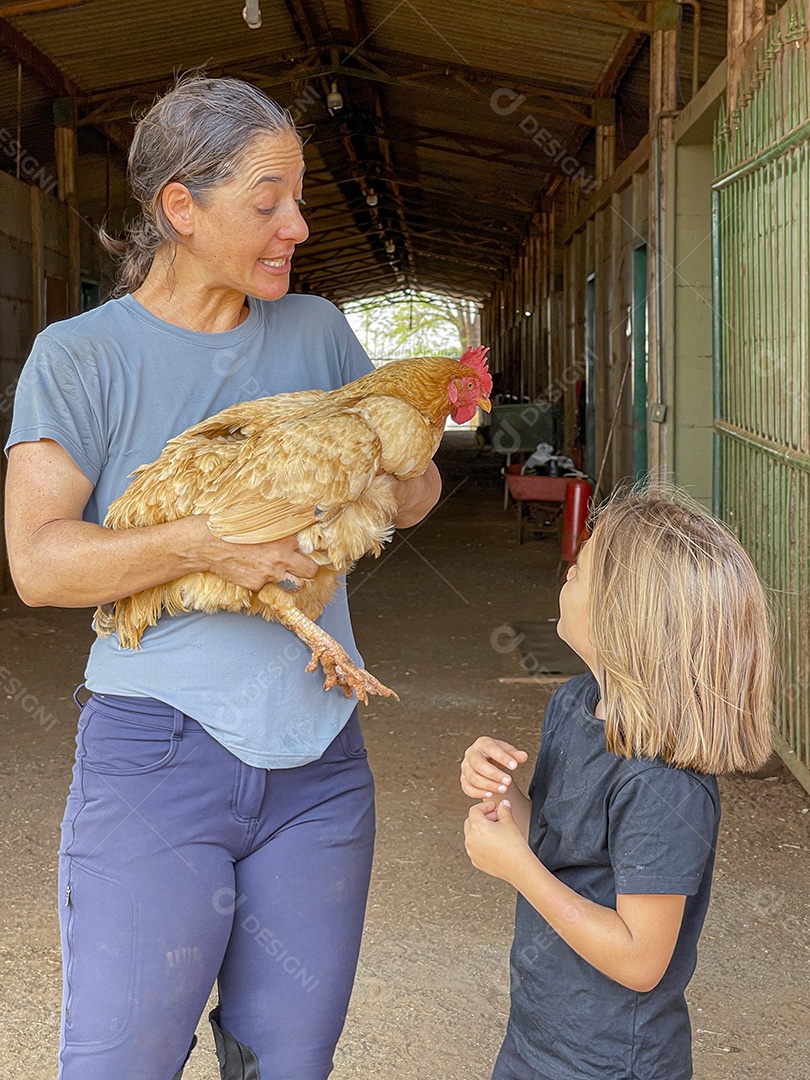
[35,296,135,359]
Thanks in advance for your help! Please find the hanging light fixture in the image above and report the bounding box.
[365,191,378,207]
[385,239,395,255]
[242,0,261,28]
[327,82,344,112]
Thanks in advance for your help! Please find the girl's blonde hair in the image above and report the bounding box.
[586,486,773,774]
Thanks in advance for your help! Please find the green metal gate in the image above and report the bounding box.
[713,0,810,791]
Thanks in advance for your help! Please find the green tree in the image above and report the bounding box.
[344,291,480,362]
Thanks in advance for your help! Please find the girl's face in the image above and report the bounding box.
[169,133,309,301]
[557,537,598,674]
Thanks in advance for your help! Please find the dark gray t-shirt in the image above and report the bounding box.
[507,673,720,1080]
[6,292,374,768]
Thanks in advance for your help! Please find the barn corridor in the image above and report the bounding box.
[0,433,807,1080]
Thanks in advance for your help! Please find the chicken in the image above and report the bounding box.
[95,346,492,702]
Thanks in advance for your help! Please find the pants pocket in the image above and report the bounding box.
[79,705,181,776]
[61,858,136,1049]
[336,710,367,759]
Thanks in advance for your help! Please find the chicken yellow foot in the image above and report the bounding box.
[272,604,399,705]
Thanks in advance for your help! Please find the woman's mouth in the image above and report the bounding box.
[258,256,290,274]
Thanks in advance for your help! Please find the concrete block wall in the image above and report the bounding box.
[672,143,715,508]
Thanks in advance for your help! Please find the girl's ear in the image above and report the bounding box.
[160,182,196,237]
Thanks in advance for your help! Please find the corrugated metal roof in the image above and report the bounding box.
[5,0,302,91]
[0,0,731,302]
[359,0,625,92]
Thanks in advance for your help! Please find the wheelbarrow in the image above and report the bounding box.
[504,466,570,545]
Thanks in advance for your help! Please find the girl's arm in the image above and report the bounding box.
[460,736,531,838]
[5,440,319,607]
[464,800,686,993]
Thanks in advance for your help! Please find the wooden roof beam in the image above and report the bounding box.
[544,5,651,202]
[0,15,76,96]
[342,0,418,283]
[304,204,521,245]
[507,0,651,32]
[0,0,84,15]
[72,43,604,127]
[313,123,557,173]
[304,167,537,215]
[309,227,511,265]
[358,44,601,107]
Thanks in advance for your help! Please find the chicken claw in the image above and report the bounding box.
[272,602,399,703]
[305,641,399,704]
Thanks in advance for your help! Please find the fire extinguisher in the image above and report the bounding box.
[561,479,592,566]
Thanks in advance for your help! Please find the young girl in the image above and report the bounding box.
[461,487,773,1080]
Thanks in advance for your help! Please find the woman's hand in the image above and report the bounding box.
[464,799,533,883]
[195,520,319,592]
[460,736,529,799]
[390,461,441,529]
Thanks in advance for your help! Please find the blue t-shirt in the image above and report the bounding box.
[6,292,375,768]
[508,673,721,1080]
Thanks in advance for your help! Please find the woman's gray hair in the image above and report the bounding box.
[101,74,300,296]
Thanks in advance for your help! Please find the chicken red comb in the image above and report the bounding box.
[459,345,492,396]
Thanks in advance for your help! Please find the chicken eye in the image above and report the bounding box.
[466,380,475,388]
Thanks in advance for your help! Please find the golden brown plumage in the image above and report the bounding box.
[95,348,491,701]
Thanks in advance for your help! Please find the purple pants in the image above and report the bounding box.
[58,691,375,1080]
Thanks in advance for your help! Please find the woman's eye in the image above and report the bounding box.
[296,198,307,208]
[257,207,276,216]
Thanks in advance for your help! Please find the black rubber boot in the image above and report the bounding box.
[209,1006,261,1080]
[170,1034,198,1080]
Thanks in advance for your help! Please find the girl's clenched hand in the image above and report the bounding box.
[460,736,528,799]
[464,799,532,883]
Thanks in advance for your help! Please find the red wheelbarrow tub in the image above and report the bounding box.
[504,465,570,502]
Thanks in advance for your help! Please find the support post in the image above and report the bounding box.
[646,5,679,479]
[727,0,767,112]
[53,97,80,315]
[594,99,616,187]
[30,183,45,335]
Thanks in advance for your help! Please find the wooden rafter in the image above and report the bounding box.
[0,15,75,96]
[544,7,648,202]
[342,0,416,286]
[347,130,557,175]
[507,0,651,32]
[72,43,603,127]
[0,0,84,15]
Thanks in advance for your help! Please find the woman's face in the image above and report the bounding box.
[174,132,309,301]
[557,536,598,672]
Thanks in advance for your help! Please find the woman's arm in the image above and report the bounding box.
[5,440,319,608]
[390,461,442,529]
[464,801,686,993]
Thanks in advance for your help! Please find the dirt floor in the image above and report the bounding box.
[1,431,808,1080]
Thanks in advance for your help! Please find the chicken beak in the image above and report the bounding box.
[477,397,492,413]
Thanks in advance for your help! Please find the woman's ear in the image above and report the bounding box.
[160,182,196,237]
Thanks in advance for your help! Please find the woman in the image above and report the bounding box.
[5,75,440,1080]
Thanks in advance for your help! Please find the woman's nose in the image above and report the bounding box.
[281,203,309,244]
